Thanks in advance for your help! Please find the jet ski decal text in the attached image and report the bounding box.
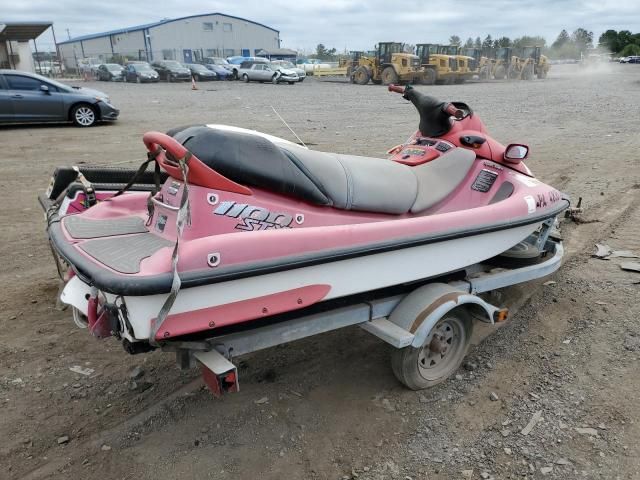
[213,201,293,231]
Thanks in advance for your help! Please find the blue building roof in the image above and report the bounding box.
[57,12,279,45]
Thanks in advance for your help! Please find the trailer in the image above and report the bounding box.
[185,226,562,396]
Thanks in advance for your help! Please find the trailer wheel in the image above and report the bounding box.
[353,66,370,85]
[391,308,472,390]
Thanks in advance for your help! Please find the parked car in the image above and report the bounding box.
[96,63,125,81]
[626,56,640,64]
[270,60,306,82]
[203,63,232,80]
[185,63,217,81]
[226,56,268,79]
[124,63,159,83]
[0,69,118,127]
[237,61,298,84]
[202,57,233,70]
[151,60,191,82]
[34,61,64,77]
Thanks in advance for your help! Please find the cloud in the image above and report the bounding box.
[4,0,639,52]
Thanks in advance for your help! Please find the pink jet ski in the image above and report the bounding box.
[42,85,568,395]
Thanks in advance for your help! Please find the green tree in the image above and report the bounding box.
[313,43,337,60]
[572,28,594,51]
[495,36,512,48]
[512,35,547,49]
[475,36,482,48]
[449,35,461,46]
[482,35,493,48]
[598,29,619,52]
[620,43,640,56]
[552,29,570,49]
[464,37,474,48]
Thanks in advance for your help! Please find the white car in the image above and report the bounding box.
[271,60,306,82]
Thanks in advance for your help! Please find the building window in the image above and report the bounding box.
[162,49,175,60]
[224,49,235,57]
[223,23,232,32]
[203,22,213,31]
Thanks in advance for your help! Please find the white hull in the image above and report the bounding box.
[62,222,540,340]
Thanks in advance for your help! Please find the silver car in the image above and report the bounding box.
[271,60,306,82]
[238,61,298,84]
[0,70,119,127]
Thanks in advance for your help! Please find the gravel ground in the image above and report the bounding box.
[1,64,639,480]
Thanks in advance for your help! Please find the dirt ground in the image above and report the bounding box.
[1,64,640,480]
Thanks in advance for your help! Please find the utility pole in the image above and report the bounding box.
[66,28,71,40]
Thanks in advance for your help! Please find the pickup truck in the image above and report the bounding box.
[237,61,298,84]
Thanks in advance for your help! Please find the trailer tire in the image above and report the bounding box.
[391,308,472,390]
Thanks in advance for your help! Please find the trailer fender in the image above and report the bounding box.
[387,283,499,349]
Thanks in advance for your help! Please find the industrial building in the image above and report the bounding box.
[57,13,281,70]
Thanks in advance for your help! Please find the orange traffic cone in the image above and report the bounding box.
[191,76,198,90]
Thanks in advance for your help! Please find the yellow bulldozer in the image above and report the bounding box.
[415,43,458,85]
[462,47,494,80]
[517,46,550,79]
[437,45,475,83]
[350,42,424,85]
[492,47,520,80]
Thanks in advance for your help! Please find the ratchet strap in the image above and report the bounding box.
[149,152,192,346]
[71,166,96,207]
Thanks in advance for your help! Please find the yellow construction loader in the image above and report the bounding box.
[518,46,550,79]
[351,42,424,85]
[492,47,520,80]
[462,47,494,80]
[438,45,475,83]
[415,43,458,85]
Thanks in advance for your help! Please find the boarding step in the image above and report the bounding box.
[360,318,414,348]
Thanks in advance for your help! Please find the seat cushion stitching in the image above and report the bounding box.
[332,154,353,209]
[280,148,332,204]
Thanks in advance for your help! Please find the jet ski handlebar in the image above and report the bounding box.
[388,84,463,120]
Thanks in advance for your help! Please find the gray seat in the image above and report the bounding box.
[284,145,476,214]
[170,125,476,215]
[281,145,418,215]
[410,147,476,212]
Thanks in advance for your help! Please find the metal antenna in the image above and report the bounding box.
[270,105,307,148]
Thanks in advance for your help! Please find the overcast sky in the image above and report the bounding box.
[4,0,639,52]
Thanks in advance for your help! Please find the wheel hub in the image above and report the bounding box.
[417,317,465,376]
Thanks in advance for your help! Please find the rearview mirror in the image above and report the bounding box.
[40,84,50,94]
[504,144,529,163]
